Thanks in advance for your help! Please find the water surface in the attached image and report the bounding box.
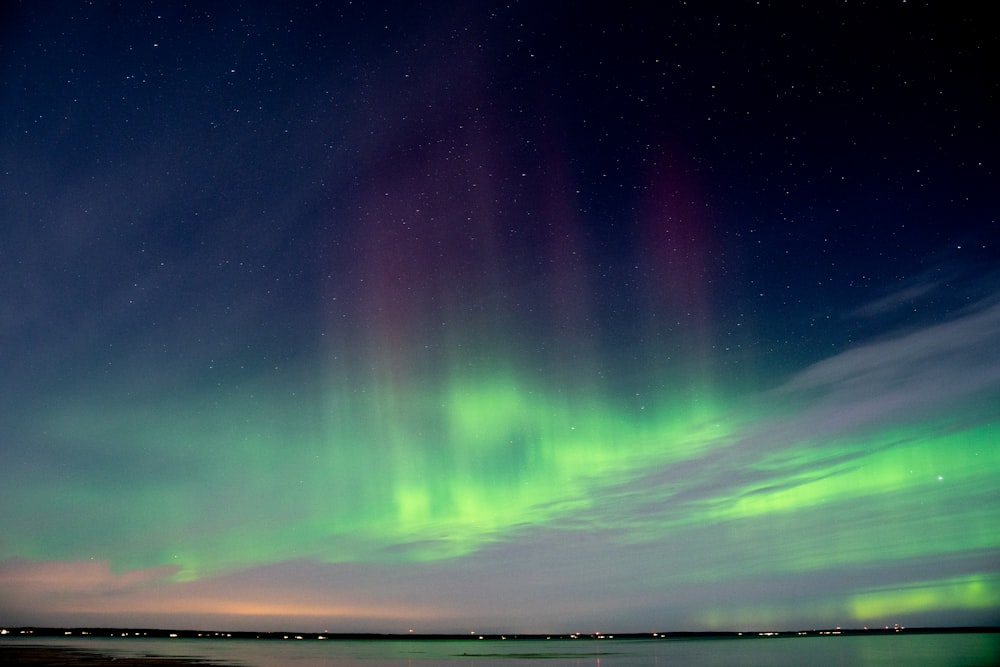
[7,633,998,666]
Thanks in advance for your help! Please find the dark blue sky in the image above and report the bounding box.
[1,1,997,632]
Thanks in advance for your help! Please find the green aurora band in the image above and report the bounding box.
[12,356,999,625]
[28,367,733,576]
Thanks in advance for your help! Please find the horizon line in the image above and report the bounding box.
[4,625,998,640]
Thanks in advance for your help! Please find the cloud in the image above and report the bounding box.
[0,557,180,623]
[560,294,1000,582]
[0,557,476,631]
[775,294,1000,436]
[850,281,939,319]
[0,558,179,596]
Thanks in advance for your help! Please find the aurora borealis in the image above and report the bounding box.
[1,1,998,633]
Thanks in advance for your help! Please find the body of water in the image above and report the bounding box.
[5,633,998,666]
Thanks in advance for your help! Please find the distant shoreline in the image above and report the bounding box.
[3,625,997,642]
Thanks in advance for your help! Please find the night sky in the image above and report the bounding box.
[1,1,998,633]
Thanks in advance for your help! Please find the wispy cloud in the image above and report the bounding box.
[779,294,1000,434]
[850,281,940,319]
[0,558,179,596]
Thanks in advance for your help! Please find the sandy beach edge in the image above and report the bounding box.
[0,644,236,666]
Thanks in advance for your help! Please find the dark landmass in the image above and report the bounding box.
[2,625,997,642]
[0,645,229,666]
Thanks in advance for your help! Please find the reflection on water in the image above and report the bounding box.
[7,633,999,666]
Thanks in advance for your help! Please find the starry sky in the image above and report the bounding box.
[1,1,998,633]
